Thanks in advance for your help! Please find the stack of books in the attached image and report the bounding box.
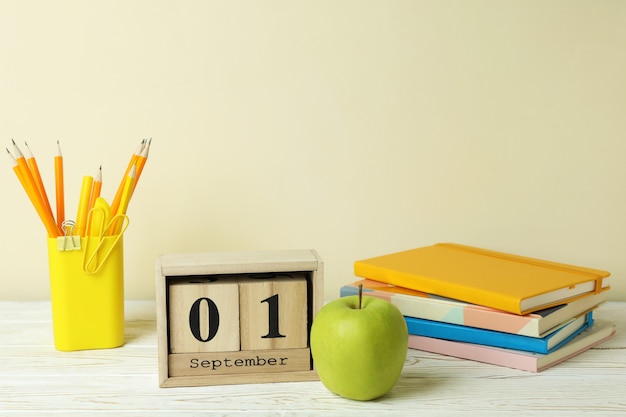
[342,243,616,372]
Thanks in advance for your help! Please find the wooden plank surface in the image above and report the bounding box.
[1,300,625,416]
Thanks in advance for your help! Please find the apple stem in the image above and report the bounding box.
[358,284,363,309]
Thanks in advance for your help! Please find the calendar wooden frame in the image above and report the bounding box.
[156,249,324,387]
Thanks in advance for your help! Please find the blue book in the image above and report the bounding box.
[404,312,594,354]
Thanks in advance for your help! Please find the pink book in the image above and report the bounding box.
[408,320,616,372]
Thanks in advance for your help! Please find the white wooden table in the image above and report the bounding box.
[1,301,624,416]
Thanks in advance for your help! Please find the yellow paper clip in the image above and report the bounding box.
[82,213,129,274]
[56,220,81,251]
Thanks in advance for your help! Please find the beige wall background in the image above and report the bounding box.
[1,1,625,302]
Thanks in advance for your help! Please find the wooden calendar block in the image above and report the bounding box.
[239,274,308,351]
[156,249,324,387]
[167,348,312,377]
[168,276,240,354]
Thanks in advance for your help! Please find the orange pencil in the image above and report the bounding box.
[88,165,103,212]
[133,138,151,193]
[55,141,65,232]
[7,148,59,237]
[110,164,136,235]
[110,140,144,216]
[12,140,42,207]
[12,140,59,236]
[24,141,55,221]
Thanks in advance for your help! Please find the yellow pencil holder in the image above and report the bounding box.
[47,233,125,351]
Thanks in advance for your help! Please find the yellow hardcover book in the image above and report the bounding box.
[353,243,610,315]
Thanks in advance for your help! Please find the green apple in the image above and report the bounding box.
[310,286,408,401]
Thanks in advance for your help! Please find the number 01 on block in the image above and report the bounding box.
[156,250,324,387]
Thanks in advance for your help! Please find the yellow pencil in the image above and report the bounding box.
[110,164,136,235]
[55,141,65,231]
[7,148,60,237]
[111,140,144,216]
[86,166,102,235]
[24,141,55,222]
[74,175,94,237]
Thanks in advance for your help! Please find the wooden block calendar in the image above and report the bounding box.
[156,249,323,387]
